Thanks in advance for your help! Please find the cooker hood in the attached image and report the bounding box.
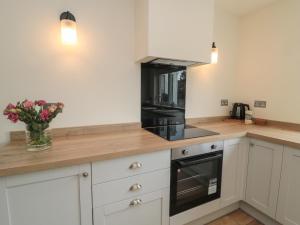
[135,0,214,68]
[149,58,205,67]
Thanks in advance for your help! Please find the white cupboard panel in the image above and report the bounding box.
[0,164,92,225]
[276,147,300,225]
[221,138,249,207]
[246,140,283,218]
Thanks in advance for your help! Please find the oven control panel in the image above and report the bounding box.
[171,141,224,160]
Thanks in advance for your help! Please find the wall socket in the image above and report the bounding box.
[221,99,228,106]
[254,100,267,108]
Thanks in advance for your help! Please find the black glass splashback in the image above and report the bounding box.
[141,63,186,128]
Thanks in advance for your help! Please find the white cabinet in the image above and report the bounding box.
[221,138,249,207]
[94,188,169,225]
[92,150,171,225]
[245,139,283,218]
[135,0,215,64]
[276,146,300,225]
[0,164,92,225]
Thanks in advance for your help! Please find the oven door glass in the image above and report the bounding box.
[170,151,223,216]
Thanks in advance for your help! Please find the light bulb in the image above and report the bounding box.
[60,11,77,45]
[211,42,218,64]
[61,20,77,45]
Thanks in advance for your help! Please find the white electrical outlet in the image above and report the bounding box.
[221,99,228,106]
[254,100,267,108]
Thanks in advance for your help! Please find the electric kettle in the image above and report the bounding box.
[231,103,250,120]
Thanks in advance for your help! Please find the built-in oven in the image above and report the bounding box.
[170,142,224,216]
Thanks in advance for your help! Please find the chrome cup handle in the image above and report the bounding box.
[129,162,142,170]
[129,199,142,207]
[129,183,142,192]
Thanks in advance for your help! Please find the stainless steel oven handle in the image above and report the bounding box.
[177,154,223,167]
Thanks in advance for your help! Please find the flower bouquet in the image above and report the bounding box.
[3,100,64,151]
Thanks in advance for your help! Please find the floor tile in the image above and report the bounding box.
[206,210,263,225]
[230,210,255,225]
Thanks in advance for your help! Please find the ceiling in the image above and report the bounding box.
[216,0,279,16]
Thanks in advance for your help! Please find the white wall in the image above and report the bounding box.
[0,0,140,144]
[186,7,239,118]
[236,0,300,123]
[0,1,239,145]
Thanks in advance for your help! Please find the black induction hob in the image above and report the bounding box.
[145,124,219,141]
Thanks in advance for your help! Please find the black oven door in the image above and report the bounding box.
[170,151,223,216]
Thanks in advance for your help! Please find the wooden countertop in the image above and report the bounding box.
[1,120,300,177]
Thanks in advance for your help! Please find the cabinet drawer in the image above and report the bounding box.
[92,150,170,184]
[93,188,169,225]
[93,168,170,207]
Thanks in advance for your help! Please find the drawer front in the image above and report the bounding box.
[93,168,170,207]
[92,150,170,184]
[93,188,170,225]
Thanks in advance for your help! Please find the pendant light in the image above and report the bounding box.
[211,42,218,64]
[60,11,77,45]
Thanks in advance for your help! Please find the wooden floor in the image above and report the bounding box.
[207,210,263,225]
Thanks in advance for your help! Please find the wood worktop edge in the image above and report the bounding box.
[3,119,300,177]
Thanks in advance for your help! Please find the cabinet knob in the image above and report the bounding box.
[82,172,89,177]
[129,162,142,170]
[250,143,255,147]
[182,149,189,156]
[129,183,142,192]
[129,199,142,207]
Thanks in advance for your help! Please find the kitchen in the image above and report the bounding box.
[0,0,299,225]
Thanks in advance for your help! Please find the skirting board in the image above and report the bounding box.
[240,202,282,225]
[185,202,239,225]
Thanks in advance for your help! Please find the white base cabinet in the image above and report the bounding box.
[276,146,300,225]
[0,164,92,225]
[221,138,249,207]
[245,139,283,218]
[2,138,300,225]
[92,150,171,225]
[94,188,169,225]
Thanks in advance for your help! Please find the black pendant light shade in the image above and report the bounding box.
[60,11,76,22]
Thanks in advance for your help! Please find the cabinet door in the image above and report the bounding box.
[245,139,283,218]
[0,164,92,225]
[276,147,300,225]
[221,138,249,207]
[94,188,169,225]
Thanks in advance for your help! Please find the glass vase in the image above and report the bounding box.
[26,124,52,152]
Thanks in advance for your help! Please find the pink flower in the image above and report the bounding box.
[23,100,34,109]
[40,109,49,121]
[3,104,19,123]
[8,113,19,123]
[3,103,16,115]
[35,100,47,106]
